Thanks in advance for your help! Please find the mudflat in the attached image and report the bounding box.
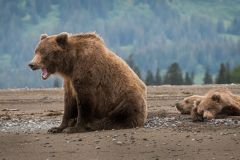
[0,85,240,160]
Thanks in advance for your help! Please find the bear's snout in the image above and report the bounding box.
[28,54,42,70]
[28,63,39,70]
[175,102,182,111]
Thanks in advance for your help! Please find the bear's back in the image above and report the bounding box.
[68,33,146,92]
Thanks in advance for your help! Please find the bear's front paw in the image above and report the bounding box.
[62,127,85,133]
[191,113,204,122]
[48,127,63,133]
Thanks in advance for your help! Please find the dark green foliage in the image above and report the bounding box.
[145,70,154,85]
[217,19,225,33]
[191,72,195,83]
[164,62,183,85]
[184,72,193,85]
[230,65,240,83]
[154,67,162,85]
[0,0,240,88]
[215,63,231,84]
[125,54,142,79]
[203,68,213,84]
[228,17,240,35]
[225,63,231,84]
[216,63,226,84]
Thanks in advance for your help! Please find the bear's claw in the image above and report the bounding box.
[48,127,63,133]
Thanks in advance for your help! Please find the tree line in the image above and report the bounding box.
[0,0,240,88]
[126,55,240,85]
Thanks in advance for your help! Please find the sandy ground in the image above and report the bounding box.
[0,85,240,160]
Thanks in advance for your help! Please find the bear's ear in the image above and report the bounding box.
[40,33,48,40]
[56,32,68,47]
[211,94,220,102]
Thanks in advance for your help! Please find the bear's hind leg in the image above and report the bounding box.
[88,99,146,131]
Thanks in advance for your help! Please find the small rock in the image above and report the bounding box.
[113,135,118,138]
[116,141,123,145]
[94,140,100,143]
[96,146,100,149]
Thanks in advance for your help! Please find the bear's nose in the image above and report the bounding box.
[28,63,37,70]
[175,102,181,109]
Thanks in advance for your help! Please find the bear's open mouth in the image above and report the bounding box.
[41,68,50,80]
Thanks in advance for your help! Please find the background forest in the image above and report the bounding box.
[0,0,240,88]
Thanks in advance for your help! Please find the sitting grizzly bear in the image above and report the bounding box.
[191,88,240,122]
[28,32,147,133]
[175,95,203,114]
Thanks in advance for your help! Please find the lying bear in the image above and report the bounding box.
[191,88,240,122]
[175,95,203,114]
[28,32,147,133]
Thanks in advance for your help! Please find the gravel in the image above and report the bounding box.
[1,115,240,133]
[0,116,61,133]
[145,115,240,129]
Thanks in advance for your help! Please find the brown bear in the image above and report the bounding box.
[191,88,240,122]
[175,95,203,114]
[28,32,147,133]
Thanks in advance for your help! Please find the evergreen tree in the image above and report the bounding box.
[191,72,195,83]
[184,72,193,85]
[228,17,240,35]
[230,65,240,83]
[125,54,135,68]
[164,62,183,85]
[154,67,162,85]
[125,54,142,79]
[145,70,154,85]
[203,67,213,84]
[217,19,225,33]
[225,63,231,83]
[216,63,229,84]
[134,66,142,79]
[1,1,240,88]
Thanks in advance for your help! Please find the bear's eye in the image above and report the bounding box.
[185,100,189,104]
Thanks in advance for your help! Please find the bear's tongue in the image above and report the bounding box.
[41,68,48,79]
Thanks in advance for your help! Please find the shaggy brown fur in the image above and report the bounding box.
[191,88,240,122]
[28,32,147,133]
[175,95,203,114]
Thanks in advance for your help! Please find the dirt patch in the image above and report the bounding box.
[0,85,240,160]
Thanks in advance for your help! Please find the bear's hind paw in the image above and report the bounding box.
[62,127,85,133]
